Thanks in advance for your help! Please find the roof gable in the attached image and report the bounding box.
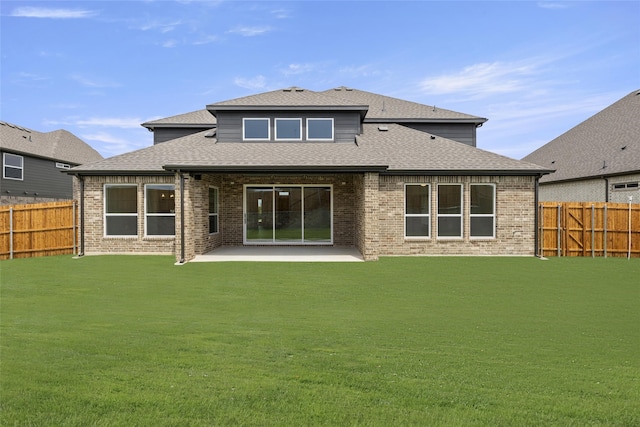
[523,89,640,183]
[141,109,216,129]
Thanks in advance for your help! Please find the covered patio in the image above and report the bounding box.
[190,246,364,262]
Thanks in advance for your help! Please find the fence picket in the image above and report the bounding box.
[540,202,640,258]
[0,201,78,260]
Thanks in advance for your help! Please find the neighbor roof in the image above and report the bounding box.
[523,89,640,183]
[0,121,103,165]
[70,124,549,176]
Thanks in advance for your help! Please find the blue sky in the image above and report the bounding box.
[1,1,638,160]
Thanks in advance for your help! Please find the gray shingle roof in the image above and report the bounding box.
[141,109,216,129]
[523,89,640,183]
[70,123,549,175]
[0,121,103,165]
[322,87,487,123]
[207,87,368,115]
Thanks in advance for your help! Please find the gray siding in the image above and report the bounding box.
[403,123,477,146]
[1,153,74,199]
[216,111,361,143]
[154,127,214,144]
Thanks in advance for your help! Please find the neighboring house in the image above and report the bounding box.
[68,87,551,262]
[1,121,103,205]
[523,89,640,204]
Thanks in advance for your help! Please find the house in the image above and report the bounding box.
[68,87,551,262]
[522,89,640,204]
[1,121,103,205]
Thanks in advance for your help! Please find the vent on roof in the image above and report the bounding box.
[378,126,389,132]
[334,86,352,91]
[204,129,216,138]
[283,87,304,92]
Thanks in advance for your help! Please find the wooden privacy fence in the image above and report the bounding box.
[0,201,78,260]
[539,202,640,258]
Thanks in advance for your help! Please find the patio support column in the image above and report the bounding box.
[175,172,197,264]
[362,172,380,261]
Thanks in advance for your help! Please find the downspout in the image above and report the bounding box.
[75,174,85,257]
[179,170,185,264]
[604,177,610,202]
[534,175,540,258]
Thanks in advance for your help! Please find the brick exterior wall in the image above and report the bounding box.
[76,175,176,256]
[76,172,538,261]
[377,175,537,256]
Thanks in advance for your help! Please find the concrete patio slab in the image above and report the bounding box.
[190,246,364,262]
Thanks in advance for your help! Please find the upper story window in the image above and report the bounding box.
[275,118,302,140]
[307,118,334,140]
[243,118,270,140]
[3,153,23,180]
[56,162,71,169]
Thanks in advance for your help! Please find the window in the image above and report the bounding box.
[275,118,302,140]
[145,184,175,236]
[470,184,495,238]
[209,186,219,234]
[405,184,430,238]
[56,162,71,169]
[3,153,23,180]
[307,118,334,140]
[243,118,270,140]
[613,182,639,190]
[104,185,137,236]
[437,184,463,238]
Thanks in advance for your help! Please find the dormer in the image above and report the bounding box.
[207,87,368,144]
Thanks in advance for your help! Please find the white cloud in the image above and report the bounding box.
[162,39,179,48]
[281,63,316,76]
[537,2,570,10]
[420,61,538,99]
[227,26,272,37]
[271,8,292,19]
[70,74,121,88]
[10,7,97,19]
[75,117,143,129]
[193,35,220,45]
[137,20,183,33]
[234,75,267,90]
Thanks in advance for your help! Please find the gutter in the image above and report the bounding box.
[74,174,85,257]
[178,171,185,264]
[534,175,540,258]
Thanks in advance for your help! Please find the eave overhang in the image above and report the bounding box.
[162,165,388,174]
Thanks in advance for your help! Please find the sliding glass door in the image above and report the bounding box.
[245,185,331,244]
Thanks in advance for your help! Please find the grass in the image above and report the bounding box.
[1,255,639,426]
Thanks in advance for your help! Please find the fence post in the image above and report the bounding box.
[539,204,544,257]
[9,207,14,260]
[591,204,595,258]
[604,204,608,258]
[629,196,633,260]
[557,204,562,257]
[72,201,77,255]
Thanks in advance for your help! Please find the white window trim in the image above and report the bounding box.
[306,118,334,141]
[3,153,24,181]
[144,184,176,238]
[612,182,639,191]
[470,183,496,240]
[404,183,431,239]
[275,118,302,141]
[242,118,270,141]
[56,162,71,169]
[437,184,463,239]
[103,184,138,238]
[209,186,219,235]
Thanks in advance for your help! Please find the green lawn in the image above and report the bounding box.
[1,256,638,426]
